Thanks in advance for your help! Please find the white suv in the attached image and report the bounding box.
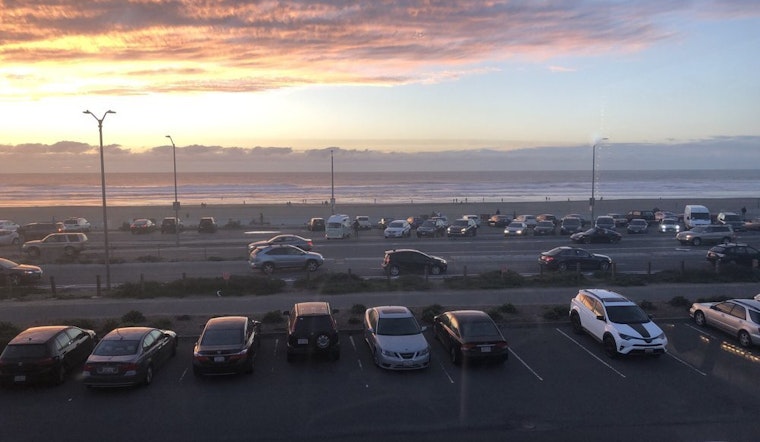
[569,289,668,358]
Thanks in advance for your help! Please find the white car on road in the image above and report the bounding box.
[384,220,411,238]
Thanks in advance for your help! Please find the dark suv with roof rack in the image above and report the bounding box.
[284,302,340,362]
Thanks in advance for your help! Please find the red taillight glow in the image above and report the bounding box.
[495,342,509,349]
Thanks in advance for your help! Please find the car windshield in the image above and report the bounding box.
[0,258,17,269]
[376,317,420,336]
[452,220,468,227]
[605,305,650,324]
[1,344,48,359]
[93,340,140,356]
[508,222,522,228]
[421,221,436,227]
[200,328,244,346]
[388,221,404,228]
[460,321,500,338]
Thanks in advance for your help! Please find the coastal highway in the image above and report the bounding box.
[14,226,758,287]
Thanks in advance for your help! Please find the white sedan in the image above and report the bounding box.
[384,220,411,238]
[363,306,430,370]
[504,221,529,236]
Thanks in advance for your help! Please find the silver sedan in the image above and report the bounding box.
[363,306,430,370]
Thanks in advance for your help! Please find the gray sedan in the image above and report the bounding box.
[690,299,760,347]
[247,234,313,253]
[249,244,324,274]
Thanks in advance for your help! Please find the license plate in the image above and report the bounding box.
[480,346,492,353]
[213,356,225,363]
[645,349,653,354]
[99,367,118,374]
[14,375,26,382]
[297,339,309,345]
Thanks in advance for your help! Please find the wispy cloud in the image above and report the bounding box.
[3,1,745,98]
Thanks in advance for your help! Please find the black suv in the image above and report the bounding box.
[382,249,448,276]
[0,325,97,386]
[198,217,218,233]
[17,222,58,241]
[706,243,760,267]
[284,302,340,362]
[626,210,656,223]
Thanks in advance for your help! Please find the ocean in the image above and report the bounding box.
[1,170,759,207]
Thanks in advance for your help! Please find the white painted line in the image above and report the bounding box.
[666,352,708,376]
[272,338,279,372]
[178,368,188,383]
[437,359,455,384]
[357,359,363,370]
[508,348,543,381]
[556,328,626,378]
[684,323,719,340]
[349,335,358,352]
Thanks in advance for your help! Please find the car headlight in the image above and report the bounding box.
[618,333,636,341]
[419,347,430,356]
[381,349,396,357]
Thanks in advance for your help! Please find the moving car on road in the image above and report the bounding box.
[447,218,477,237]
[570,227,622,244]
[21,233,88,258]
[676,225,735,246]
[690,298,760,348]
[193,316,261,376]
[538,246,612,272]
[433,310,508,365]
[247,234,313,253]
[364,306,430,370]
[626,218,649,234]
[533,220,556,236]
[83,327,177,387]
[706,243,760,267]
[569,289,668,358]
[130,218,156,234]
[382,249,447,276]
[504,221,529,237]
[248,244,324,274]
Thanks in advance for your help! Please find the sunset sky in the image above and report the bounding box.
[1,1,759,172]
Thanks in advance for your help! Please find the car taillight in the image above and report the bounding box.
[461,343,477,351]
[495,342,509,349]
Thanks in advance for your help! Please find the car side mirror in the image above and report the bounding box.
[367,327,374,334]
[596,314,606,321]
[420,326,428,332]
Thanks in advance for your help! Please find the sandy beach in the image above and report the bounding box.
[2,197,757,230]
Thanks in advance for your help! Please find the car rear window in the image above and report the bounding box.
[94,340,140,356]
[461,321,500,338]
[1,344,49,359]
[201,328,244,346]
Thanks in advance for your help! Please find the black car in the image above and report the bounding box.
[570,227,622,244]
[382,249,448,276]
[17,222,58,241]
[433,310,509,365]
[0,325,97,386]
[706,243,760,267]
[284,302,340,362]
[446,219,477,237]
[416,219,446,238]
[198,217,218,233]
[0,257,43,285]
[560,217,583,235]
[193,316,262,376]
[626,218,649,234]
[83,327,177,387]
[307,217,325,232]
[487,215,511,228]
[538,246,612,272]
[533,220,556,236]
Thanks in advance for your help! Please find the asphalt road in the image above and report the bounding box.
[8,226,759,287]
[2,320,759,442]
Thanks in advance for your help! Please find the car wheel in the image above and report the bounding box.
[389,265,400,276]
[9,274,21,286]
[570,312,583,335]
[603,335,618,358]
[450,344,462,366]
[430,265,442,275]
[558,262,568,272]
[691,237,702,246]
[599,261,610,271]
[170,342,177,357]
[583,237,591,244]
[144,365,153,386]
[694,311,706,326]
[63,246,76,257]
[306,260,319,272]
[27,247,40,258]
[738,330,752,348]
[262,262,275,274]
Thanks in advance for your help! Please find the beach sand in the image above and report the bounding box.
[2,197,757,229]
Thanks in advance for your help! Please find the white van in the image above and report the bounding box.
[325,214,352,239]
[684,205,711,229]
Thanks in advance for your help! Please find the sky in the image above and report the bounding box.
[1,0,759,173]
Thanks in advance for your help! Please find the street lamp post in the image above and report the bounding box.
[83,110,115,291]
[166,135,180,247]
[590,137,609,222]
[330,149,335,214]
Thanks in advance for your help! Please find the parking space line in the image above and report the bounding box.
[349,336,366,371]
[684,323,719,340]
[508,348,543,381]
[436,358,455,384]
[178,368,188,383]
[665,352,708,376]
[272,338,280,372]
[556,328,626,378]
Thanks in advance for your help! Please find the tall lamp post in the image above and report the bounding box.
[165,135,180,246]
[590,137,609,222]
[83,110,115,290]
[330,149,335,214]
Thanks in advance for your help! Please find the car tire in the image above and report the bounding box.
[64,246,76,257]
[144,365,153,386]
[306,260,319,272]
[389,265,400,277]
[315,334,331,349]
[430,265,442,275]
[694,311,706,326]
[558,262,568,272]
[603,335,618,358]
[570,312,583,335]
[27,247,40,258]
[9,274,21,286]
[262,263,275,274]
[599,262,610,271]
[691,237,702,246]
[738,330,752,348]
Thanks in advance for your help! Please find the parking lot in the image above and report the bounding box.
[2,317,759,442]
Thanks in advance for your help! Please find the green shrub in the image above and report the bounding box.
[421,304,444,323]
[68,318,97,330]
[261,310,284,324]
[136,255,163,263]
[121,310,146,324]
[347,317,361,325]
[542,305,566,321]
[0,321,21,350]
[350,304,367,315]
[99,319,120,335]
[668,296,691,307]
